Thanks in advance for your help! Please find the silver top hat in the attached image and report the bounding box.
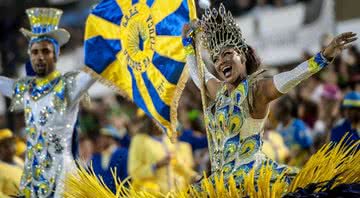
[20,7,70,46]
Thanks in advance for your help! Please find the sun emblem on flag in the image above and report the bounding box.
[84,0,196,139]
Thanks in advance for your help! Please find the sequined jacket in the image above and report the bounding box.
[0,71,95,198]
[204,70,293,184]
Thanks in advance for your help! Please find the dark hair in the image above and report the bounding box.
[277,96,295,117]
[189,117,204,132]
[135,116,156,135]
[349,45,360,64]
[244,45,261,75]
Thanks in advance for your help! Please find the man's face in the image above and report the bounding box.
[30,41,56,77]
[97,135,114,151]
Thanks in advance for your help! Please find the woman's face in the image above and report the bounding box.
[213,47,247,84]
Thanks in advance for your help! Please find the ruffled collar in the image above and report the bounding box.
[34,71,61,87]
[29,71,62,101]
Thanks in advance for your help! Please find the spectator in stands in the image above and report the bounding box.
[108,109,131,149]
[128,114,197,194]
[313,84,341,144]
[334,56,350,89]
[274,96,313,166]
[330,91,360,147]
[79,105,101,139]
[179,109,210,174]
[298,99,318,129]
[91,126,128,193]
[179,109,208,152]
[347,46,360,82]
[174,138,199,189]
[262,118,290,164]
[0,129,23,197]
[79,135,94,164]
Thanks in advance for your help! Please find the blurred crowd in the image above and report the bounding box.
[0,0,360,196]
[3,37,359,194]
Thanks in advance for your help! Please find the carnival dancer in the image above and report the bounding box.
[0,8,96,197]
[62,3,360,197]
[183,3,358,186]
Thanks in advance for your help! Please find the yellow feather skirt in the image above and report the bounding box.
[64,139,360,198]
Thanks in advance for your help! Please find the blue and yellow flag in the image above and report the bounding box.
[84,0,196,140]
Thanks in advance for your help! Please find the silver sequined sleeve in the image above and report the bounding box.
[273,52,329,94]
[187,54,216,89]
[273,61,312,94]
[69,71,96,103]
[0,76,15,97]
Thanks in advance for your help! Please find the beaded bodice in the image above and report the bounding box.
[204,76,267,178]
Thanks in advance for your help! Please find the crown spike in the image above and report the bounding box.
[205,8,211,17]
[199,3,248,61]
[211,8,218,19]
[219,4,226,17]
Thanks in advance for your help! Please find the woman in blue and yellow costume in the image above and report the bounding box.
[0,8,96,198]
[64,3,360,198]
[183,3,360,194]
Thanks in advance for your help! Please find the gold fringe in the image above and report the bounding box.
[65,140,360,198]
[170,66,189,143]
[81,67,132,102]
[82,66,189,143]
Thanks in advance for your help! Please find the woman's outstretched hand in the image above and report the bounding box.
[323,32,357,60]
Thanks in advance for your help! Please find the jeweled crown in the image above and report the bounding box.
[200,4,248,61]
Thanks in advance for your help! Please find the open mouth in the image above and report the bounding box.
[37,63,46,70]
[222,66,232,78]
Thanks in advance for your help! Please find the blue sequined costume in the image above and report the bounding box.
[203,71,296,185]
[9,71,95,198]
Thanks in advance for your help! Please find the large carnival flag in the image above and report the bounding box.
[84,0,196,140]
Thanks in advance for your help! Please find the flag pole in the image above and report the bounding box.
[194,30,208,112]
[193,27,215,163]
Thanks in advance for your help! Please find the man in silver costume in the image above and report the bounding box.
[0,8,96,197]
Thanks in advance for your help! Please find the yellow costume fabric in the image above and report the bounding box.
[0,161,23,197]
[64,139,360,198]
[13,156,24,169]
[262,131,290,164]
[173,142,196,188]
[128,134,196,194]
